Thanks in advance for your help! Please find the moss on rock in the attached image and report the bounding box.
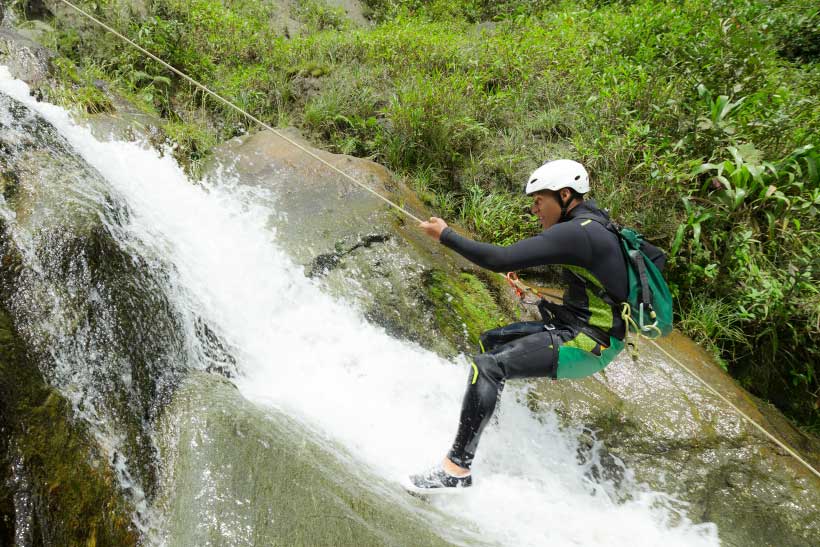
[0,303,139,546]
[0,422,14,546]
[0,170,20,203]
[422,269,507,353]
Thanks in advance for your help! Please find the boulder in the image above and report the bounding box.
[0,89,190,540]
[530,332,820,546]
[155,372,479,546]
[0,27,53,89]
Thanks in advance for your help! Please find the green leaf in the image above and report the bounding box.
[736,143,764,166]
[671,224,686,256]
[716,189,733,208]
[765,210,777,238]
[714,95,729,121]
[695,162,720,174]
[732,187,748,210]
[695,212,714,225]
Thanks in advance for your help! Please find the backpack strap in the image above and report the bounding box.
[629,249,654,320]
[566,212,622,306]
[570,212,656,323]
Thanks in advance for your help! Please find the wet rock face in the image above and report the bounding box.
[534,332,820,547]
[156,373,473,546]
[0,301,139,546]
[0,396,16,546]
[0,28,54,90]
[0,91,227,539]
[0,91,188,414]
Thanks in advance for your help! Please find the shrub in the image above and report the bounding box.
[671,143,820,427]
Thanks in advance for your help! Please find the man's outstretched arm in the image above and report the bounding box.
[418,217,588,272]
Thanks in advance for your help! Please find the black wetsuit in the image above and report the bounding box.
[439,200,631,469]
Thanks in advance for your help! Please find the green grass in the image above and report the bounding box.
[38,57,114,114]
[21,0,820,430]
[677,293,751,370]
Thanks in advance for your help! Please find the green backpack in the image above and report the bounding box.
[575,214,673,339]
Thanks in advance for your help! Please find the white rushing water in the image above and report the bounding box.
[0,67,720,547]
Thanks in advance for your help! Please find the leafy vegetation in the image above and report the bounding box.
[18,0,820,431]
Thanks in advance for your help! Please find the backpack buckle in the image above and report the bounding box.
[638,303,663,338]
[638,303,658,332]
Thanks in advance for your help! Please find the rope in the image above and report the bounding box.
[56,0,424,225]
[646,337,820,480]
[55,0,820,481]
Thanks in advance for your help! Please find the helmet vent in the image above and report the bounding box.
[575,175,581,180]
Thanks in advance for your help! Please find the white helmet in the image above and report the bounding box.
[525,159,590,195]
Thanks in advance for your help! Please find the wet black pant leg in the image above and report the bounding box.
[446,352,504,469]
[499,330,561,380]
[448,329,559,469]
[479,321,546,353]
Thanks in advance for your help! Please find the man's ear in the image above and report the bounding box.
[560,188,572,202]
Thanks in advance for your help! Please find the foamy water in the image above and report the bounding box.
[0,67,719,546]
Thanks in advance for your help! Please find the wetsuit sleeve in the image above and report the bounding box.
[439,224,591,272]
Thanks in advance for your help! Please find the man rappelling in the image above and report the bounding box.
[410,159,666,492]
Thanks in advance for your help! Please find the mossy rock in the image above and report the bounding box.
[524,332,820,546]
[0,303,139,546]
[422,269,508,352]
[208,128,524,358]
[0,170,20,203]
[0,91,213,536]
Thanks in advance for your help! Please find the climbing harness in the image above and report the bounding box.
[505,273,612,348]
[54,0,820,481]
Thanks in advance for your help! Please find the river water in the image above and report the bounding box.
[0,67,720,546]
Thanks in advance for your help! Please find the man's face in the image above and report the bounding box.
[530,191,562,229]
